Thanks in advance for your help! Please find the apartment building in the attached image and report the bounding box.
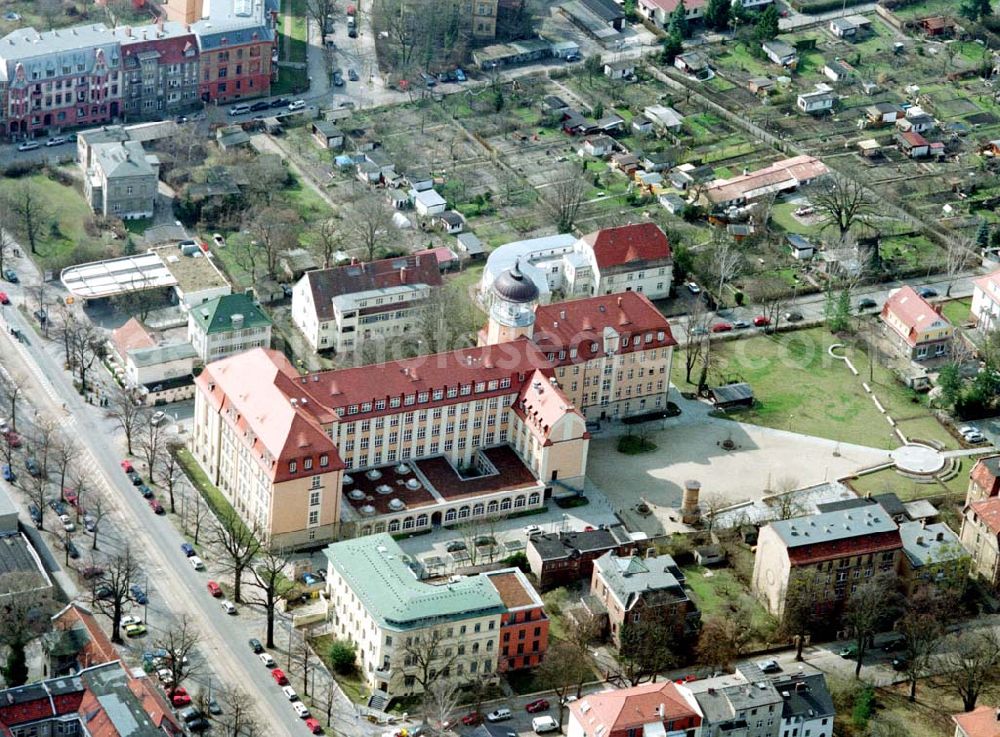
[880,286,953,361]
[83,140,160,219]
[898,520,966,595]
[115,22,200,119]
[324,533,505,696]
[527,526,635,591]
[751,506,904,620]
[465,0,500,39]
[485,568,549,671]
[567,679,701,737]
[291,254,442,353]
[971,269,1000,334]
[192,12,274,103]
[187,291,272,362]
[590,552,699,646]
[961,457,1000,588]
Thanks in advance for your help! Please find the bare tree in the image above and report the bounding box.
[5,183,50,255]
[292,636,316,698]
[305,0,339,36]
[780,569,824,661]
[812,176,875,237]
[51,437,78,503]
[32,416,58,479]
[106,383,146,455]
[696,598,757,670]
[138,419,163,483]
[845,572,902,678]
[0,215,17,287]
[395,629,459,709]
[535,641,593,726]
[945,238,974,297]
[347,195,393,261]
[313,217,343,269]
[111,283,159,323]
[159,442,184,514]
[745,276,790,334]
[617,618,678,686]
[92,546,140,643]
[65,315,105,394]
[683,297,712,384]
[86,497,107,551]
[2,372,25,433]
[212,507,261,603]
[709,237,742,307]
[242,206,301,280]
[213,685,263,737]
[155,614,201,694]
[18,473,49,530]
[545,166,587,232]
[246,545,294,649]
[185,489,210,545]
[232,236,266,284]
[243,156,291,207]
[897,589,948,702]
[423,678,461,730]
[0,573,58,686]
[942,629,1000,711]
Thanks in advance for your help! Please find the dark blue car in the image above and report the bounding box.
[181,543,195,557]
[130,584,148,605]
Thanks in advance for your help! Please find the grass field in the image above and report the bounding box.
[273,0,309,95]
[940,297,972,326]
[849,456,969,500]
[310,634,369,704]
[699,328,955,449]
[681,565,771,630]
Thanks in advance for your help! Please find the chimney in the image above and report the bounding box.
[617,296,622,307]
[681,480,701,524]
[921,518,927,528]
[290,398,298,406]
[125,26,132,37]
[560,310,566,319]
[915,535,924,545]
[400,266,407,283]
[936,531,944,542]
[231,313,244,330]
[658,704,665,718]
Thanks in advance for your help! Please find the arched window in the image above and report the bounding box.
[388,519,401,532]
[458,506,471,519]
[360,526,371,536]
[528,492,540,505]
[514,495,526,508]
[445,509,457,522]
[473,503,485,517]
[487,500,499,513]
[416,514,429,527]
[402,517,414,530]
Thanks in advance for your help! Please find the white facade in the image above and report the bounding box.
[972,270,1000,333]
[187,314,272,363]
[124,344,196,387]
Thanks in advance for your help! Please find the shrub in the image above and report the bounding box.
[328,640,357,675]
[3,161,39,178]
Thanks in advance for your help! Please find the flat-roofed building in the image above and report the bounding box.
[485,568,549,671]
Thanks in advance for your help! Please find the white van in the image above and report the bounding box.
[259,652,277,667]
[282,685,299,701]
[293,702,311,718]
[532,716,559,734]
[228,104,251,116]
[189,556,205,570]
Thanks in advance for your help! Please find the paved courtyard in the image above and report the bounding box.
[586,393,893,536]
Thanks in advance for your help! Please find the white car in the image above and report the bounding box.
[686,282,701,294]
[228,103,251,116]
[293,702,311,718]
[121,615,143,627]
[487,708,512,723]
[287,99,306,112]
[59,514,75,532]
[965,432,987,444]
[959,425,980,437]
[221,599,237,615]
[157,668,174,685]
[45,136,67,147]
[17,140,39,152]
[189,555,205,571]
[282,685,299,701]
[524,525,542,536]
[259,652,276,667]
[532,716,559,734]
[151,410,167,426]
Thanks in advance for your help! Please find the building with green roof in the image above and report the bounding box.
[187,292,272,362]
[324,533,505,696]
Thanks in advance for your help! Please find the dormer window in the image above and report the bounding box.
[289,461,297,473]
[375,400,385,410]
[475,382,485,393]
[304,458,313,470]
[418,392,429,403]
[433,389,444,400]
[320,455,329,467]
[657,331,665,341]
[362,402,372,412]
[447,387,458,398]
[390,397,401,408]
[590,342,598,352]
[347,405,358,415]
[499,378,511,389]
[461,385,472,396]
[645,333,653,343]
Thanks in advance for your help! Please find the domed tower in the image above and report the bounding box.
[484,261,539,345]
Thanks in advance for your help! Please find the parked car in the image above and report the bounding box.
[690,326,709,336]
[2,269,18,283]
[711,322,733,333]
[2,464,16,482]
[250,100,271,112]
[48,499,67,515]
[150,410,167,426]
[81,565,104,580]
[918,287,938,299]
[25,458,41,476]
[28,504,41,525]
[130,584,148,604]
[128,471,143,486]
[148,498,165,514]
[95,585,114,601]
[685,282,701,294]
[157,668,174,685]
[525,699,549,713]
[271,668,289,685]
[348,68,359,81]
[189,556,205,571]
[293,702,311,719]
[121,615,143,628]
[64,489,79,507]
[455,68,467,81]
[487,709,512,723]
[59,514,75,532]
[45,136,67,147]
[288,99,307,112]
[258,651,276,667]
[208,698,222,715]
[181,542,196,557]
[228,103,251,116]
[784,311,804,322]
[756,659,780,674]
[445,541,466,553]
[169,687,192,706]
[532,717,559,734]
[17,141,39,152]
[959,425,987,443]
[120,460,134,474]
[524,525,542,536]
[33,309,47,324]
[733,320,751,330]
[66,540,80,559]
[125,622,148,638]
[282,685,299,701]
[83,514,97,532]
[839,645,858,659]
[269,97,290,109]
[305,717,324,734]
[207,580,223,597]
[302,572,320,586]
[0,292,9,305]
[420,72,437,87]
[332,71,344,87]
[461,713,482,726]
[753,315,770,327]
[347,26,357,37]
[858,298,878,310]
[138,484,154,499]
[221,599,238,615]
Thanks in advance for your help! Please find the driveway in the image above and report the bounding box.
[586,394,891,536]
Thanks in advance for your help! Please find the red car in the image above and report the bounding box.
[462,712,483,726]
[0,292,9,305]
[169,687,192,707]
[305,718,323,735]
[121,460,134,473]
[64,489,79,507]
[525,699,550,713]
[271,668,289,685]
[753,316,770,327]
[675,675,698,685]
[207,580,222,597]
[4,431,21,448]
[148,498,165,515]
[711,322,733,333]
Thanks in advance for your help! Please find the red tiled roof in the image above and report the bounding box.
[971,498,1000,535]
[414,246,459,266]
[111,317,156,361]
[971,455,1000,498]
[52,603,119,668]
[569,681,700,737]
[512,369,582,441]
[578,222,672,270]
[127,673,182,734]
[786,530,903,565]
[303,254,442,320]
[532,292,676,364]
[880,286,950,347]
[954,705,1000,737]
[486,570,538,609]
[899,130,929,147]
[415,446,539,500]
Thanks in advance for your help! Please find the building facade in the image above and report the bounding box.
[880,285,953,361]
[291,255,443,353]
[465,0,500,39]
[485,568,549,671]
[83,140,159,219]
[971,270,1000,335]
[960,460,1000,589]
[527,526,635,592]
[751,506,904,621]
[117,22,200,120]
[187,291,272,362]
[192,16,275,103]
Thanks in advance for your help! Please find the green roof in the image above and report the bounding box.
[190,293,271,335]
[324,534,503,630]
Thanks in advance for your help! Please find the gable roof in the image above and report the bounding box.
[569,681,700,737]
[971,454,1000,496]
[111,318,156,361]
[578,222,672,270]
[955,706,1000,737]
[704,155,829,204]
[970,497,1000,535]
[302,254,442,320]
[511,369,582,442]
[189,292,272,335]
[880,286,950,346]
[899,130,930,148]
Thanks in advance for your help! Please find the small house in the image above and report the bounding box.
[762,39,798,67]
[929,141,946,159]
[604,59,635,80]
[365,150,396,178]
[897,113,934,134]
[674,51,709,76]
[405,171,434,192]
[641,150,675,172]
[727,223,754,241]
[643,104,685,133]
[659,192,687,216]
[311,120,344,149]
[797,88,835,114]
[829,17,857,38]
[355,160,381,184]
[693,545,725,566]
[215,125,251,151]
[857,138,881,158]
[385,188,411,210]
[413,188,447,216]
[415,246,460,271]
[434,210,465,234]
[669,163,714,191]
[632,115,653,134]
[920,16,954,37]
[861,80,879,95]
[748,77,774,95]
[610,152,640,175]
[550,40,581,59]
[456,232,486,260]
[897,130,930,158]
[578,135,616,158]
[635,170,664,193]
[786,233,814,260]
[823,59,854,82]
[866,102,903,125]
[595,114,625,133]
[709,382,755,410]
[541,95,570,117]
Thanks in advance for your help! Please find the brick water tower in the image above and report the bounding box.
[681,479,702,525]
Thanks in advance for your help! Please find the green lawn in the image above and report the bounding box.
[681,565,771,630]
[0,171,108,270]
[273,0,309,95]
[695,327,954,450]
[940,297,972,326]
[310,634,369,704]
[770,202,823,235]
[174,447,246,528]
[848,458,968,501]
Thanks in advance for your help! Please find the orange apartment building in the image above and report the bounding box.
[486,568,549,671]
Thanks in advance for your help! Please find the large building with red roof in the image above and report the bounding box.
[752,506,904,620]
[566,680,701,737]
[880,285,953,361]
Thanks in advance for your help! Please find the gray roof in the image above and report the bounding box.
[593,552,687,611]
[127,342,197,368]
[710,382,753,403]
[898,521,962,567]
[767,505,897,548]
[763,39,797,56]
[529,525,632,561]
[94,141,157,179]
[0,532,50,592]
[0,482,16,527]
[82,662,174,737]
[772,671,835,721]
[312,120,343,138]
[457,233,485,254]
[689,665,782,727]
[0,24,120,82]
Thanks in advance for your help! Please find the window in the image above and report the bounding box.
[304,458,313,470]
[320,455,329,467]
[310,490,321,506]
[288,461,297,473]
[308,510,319,525]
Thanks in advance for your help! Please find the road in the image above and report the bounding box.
[0,260,357,737]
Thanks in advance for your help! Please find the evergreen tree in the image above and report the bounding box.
[660,32,684,64]
[754,4,780,41]
[976,219,991,248]
[960,0,993,21]
[704,0,731,31]
[593,101,604,119]
[668,0,689,39]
